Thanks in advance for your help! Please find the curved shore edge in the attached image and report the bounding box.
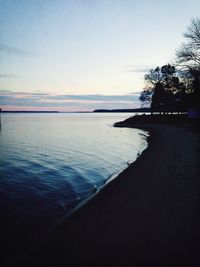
[19,120,200,267]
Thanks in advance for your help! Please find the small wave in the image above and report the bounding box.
[0,112,148,258]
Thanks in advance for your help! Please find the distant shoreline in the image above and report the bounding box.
[0,111,93,114]
[1,109,142,113]
[0,110,60,113]
[1,107,190,114]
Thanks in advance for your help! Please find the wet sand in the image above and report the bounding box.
[24,123,200,267]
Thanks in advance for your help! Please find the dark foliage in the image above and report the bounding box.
[139,17,200,112]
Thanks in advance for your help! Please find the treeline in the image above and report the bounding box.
[139,18,200,113]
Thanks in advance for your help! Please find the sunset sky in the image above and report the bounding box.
[1,0,200,111]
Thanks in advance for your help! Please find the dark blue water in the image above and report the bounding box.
[0,113,148,262]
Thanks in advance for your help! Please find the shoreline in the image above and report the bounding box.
[20,121,200,266]
[55,127,149,224]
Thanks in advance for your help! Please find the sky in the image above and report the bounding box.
[0,0,200,111]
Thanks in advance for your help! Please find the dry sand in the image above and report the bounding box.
[24,123,200,267]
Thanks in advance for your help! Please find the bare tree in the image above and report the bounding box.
[139,89,152,107]
[176,17,200,67]
[176,18,200,109]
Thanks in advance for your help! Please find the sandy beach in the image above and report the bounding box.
[22,122,200,267]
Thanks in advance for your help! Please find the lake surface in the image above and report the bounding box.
[0,113,148,260]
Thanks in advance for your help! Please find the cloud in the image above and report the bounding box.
[43,93,140,102]
[0,91,141,111]
[126,68,151,73]
[0,43,38,57]
[0,73,21,79]
[125,64,156,73]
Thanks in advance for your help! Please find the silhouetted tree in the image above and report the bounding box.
[139,18,200,113]
[139,64,182,111]
[139,89,152,107]
[176,17,200,109]
[180,67,200,108]
[176,18,200,67]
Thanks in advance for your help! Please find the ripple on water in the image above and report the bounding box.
[0,113,148,258]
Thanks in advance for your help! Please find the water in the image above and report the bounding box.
[0,113,148,260]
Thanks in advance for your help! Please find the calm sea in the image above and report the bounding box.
[0,113,148,262]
